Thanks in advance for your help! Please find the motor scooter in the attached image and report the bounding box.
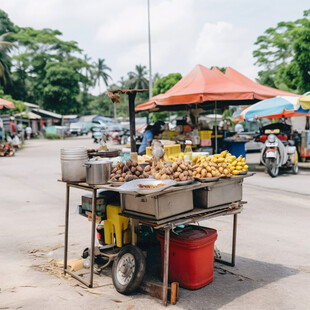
[93,130,107,144]
[257,124,298,177]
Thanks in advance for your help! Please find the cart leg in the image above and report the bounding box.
[162,227,170,306]
[64,184,70,274]
[215,213,238,267]
[231,213,237,267]
[89,188,97,288]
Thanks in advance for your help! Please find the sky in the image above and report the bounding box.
[0,0,308,95]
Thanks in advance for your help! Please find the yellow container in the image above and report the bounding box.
[104,204,130,247]
[198,130,212,140]
[146,144,181,161]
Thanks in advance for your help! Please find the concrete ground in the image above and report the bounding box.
[1,136,310,310]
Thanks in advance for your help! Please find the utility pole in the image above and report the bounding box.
[147,0,152,99]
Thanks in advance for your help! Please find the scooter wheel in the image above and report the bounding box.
[112,245,145,295]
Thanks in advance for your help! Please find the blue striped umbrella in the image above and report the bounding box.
[241,96,309,120]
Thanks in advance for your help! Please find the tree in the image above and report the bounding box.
[9,27,84,103]
[42,62,80,115]
[152,73,182,96]
[151,73,182,123]
[253,10,310,93]
[127,65,149,89]
[93,58,111,93]
[0,33,15,87]
[0,9,16,35]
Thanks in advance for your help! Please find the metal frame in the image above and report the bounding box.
[61,180,243,305]
[63,183,97,288]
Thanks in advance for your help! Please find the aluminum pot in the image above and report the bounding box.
[84,160,112,185]
[60,147,88,182]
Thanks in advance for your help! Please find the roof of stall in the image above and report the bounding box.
[135,65,298,113]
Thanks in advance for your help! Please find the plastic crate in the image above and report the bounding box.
[146,144,181,159]
[199,131,212,140]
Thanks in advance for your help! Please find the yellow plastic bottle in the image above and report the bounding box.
[184,140,193,161]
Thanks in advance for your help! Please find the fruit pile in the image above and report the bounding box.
[151,159,194,181]
[193,159,231,178]
[192,150,248,176]
[110,160,150,182]
[224,153,248,175]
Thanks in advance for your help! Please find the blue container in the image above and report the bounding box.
[225,141,246,158]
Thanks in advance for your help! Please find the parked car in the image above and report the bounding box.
[92,116,123,132]
[69,122,89,136]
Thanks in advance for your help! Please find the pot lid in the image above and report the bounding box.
[84,160,112,165]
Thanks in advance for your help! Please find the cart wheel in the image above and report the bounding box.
[112,245,145,295]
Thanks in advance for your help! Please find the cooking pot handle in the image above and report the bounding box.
[83,163,91,168]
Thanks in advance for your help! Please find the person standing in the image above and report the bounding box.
[25,126,32,140]
[138,121,164,155]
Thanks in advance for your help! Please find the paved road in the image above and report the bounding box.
[1,137,310,309]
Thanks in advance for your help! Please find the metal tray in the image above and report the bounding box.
[238,170,248,175]
[108,181,124,187]
[118,179,177,195]
[194,176,220,183]
[174,179,195,186]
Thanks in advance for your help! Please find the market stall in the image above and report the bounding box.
[135,65,298,153]
[59,145,251,306]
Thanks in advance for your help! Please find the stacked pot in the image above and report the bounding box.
[61,147,88,182]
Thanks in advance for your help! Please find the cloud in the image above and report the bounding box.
[190,21,258,79]
[94,0,197,80]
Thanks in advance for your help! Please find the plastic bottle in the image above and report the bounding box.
[184,140,193,161]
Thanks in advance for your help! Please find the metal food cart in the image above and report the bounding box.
[60,173,252,306]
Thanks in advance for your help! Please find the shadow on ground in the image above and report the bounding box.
[175,254,298,309]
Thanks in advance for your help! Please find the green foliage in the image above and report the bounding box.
[92,58,111,93]
[127,65,149,89]
[253,10,310,93]
[42,62,80,114]
[152,73,182,96]
[45,133,61,140]
[0,89,26,114]
[151,73,183,122]
[0,33,15,87]
[210,66,226,74]
[82,93,114,117]
[0,10,16,35]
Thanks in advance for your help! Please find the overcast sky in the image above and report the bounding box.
[0,0,308,94]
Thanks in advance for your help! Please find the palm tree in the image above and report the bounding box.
[93,58,112,93]
[0,33,15,87]
[127,65,149,89]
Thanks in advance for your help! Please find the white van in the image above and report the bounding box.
[69,122,89,136]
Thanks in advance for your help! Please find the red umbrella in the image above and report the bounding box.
[0,98,15,109]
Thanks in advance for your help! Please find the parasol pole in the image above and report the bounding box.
[215,101,218,153]
[147,0,152,99]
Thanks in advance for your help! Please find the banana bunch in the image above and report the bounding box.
[165,152,184,162]
[192,154,211,164]
[224,153,248,175]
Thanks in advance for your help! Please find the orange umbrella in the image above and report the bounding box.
[0,98,15,109]
[224,67,298,99]
[135,65,298,112]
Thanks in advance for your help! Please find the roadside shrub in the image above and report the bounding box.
[45,133,62,140]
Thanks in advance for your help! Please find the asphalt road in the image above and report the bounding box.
[1,137,310,310]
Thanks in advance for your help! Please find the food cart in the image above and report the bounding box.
[60,150,252,306]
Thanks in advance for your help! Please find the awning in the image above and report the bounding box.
[14,111,42,119]
[224,67,298,99]
[0,98,15,109]
[135,65,298,113]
